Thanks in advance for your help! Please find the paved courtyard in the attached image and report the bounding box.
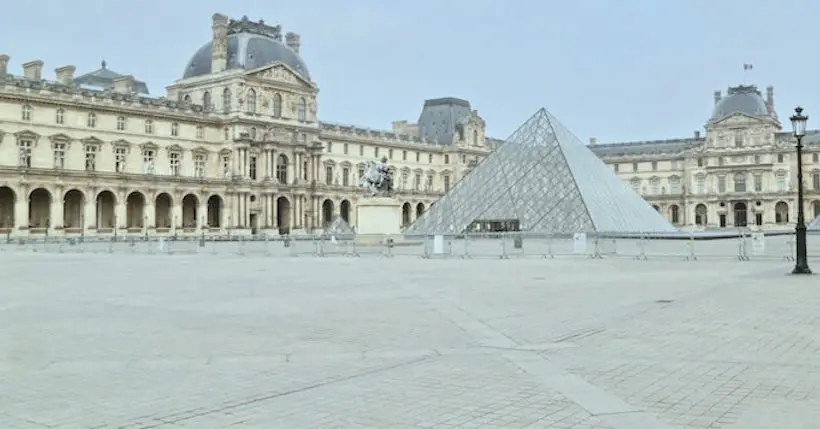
[1,251,819,428]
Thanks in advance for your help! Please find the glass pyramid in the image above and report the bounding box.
[808,215,820,231]
[405,107,678,235]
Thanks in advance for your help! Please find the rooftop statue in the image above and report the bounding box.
[359,156,393,197]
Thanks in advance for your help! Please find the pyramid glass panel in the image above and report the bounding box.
[405,108,677,235]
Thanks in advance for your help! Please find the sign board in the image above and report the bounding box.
[751,232,765,254]
[573,232,587,254]
[433,235,444,254]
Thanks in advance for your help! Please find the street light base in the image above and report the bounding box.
[792,264,813,275]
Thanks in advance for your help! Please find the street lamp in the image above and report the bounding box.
[790,106,812,274]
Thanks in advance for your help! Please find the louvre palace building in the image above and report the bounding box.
[0,14,496,237]
[590,84,820,231]
[0,13,817,237]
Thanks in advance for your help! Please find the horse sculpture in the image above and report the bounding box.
[359,157,393,197]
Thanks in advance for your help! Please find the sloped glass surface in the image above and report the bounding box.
[808,215,820,231]
[405,108,677,235]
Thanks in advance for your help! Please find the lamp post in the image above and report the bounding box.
[790,106,812,274]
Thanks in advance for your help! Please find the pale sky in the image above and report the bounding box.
[3,0,815,143]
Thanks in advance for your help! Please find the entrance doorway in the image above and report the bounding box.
[733,202,747,227]
[719,214,727,227]
[249,213,258,235]
[755,213,763,226]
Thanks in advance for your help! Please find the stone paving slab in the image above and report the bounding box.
[1,252,819,428]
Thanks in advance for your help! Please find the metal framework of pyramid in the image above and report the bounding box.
[405,108,678,235]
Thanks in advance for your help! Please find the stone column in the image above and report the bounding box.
[197,200,207,230]
[221,195,231,230]
[83,198,95,230]
[145,200,155,231]
[171,199,182,231]
[50,197,63,233]
[14,197,27,232]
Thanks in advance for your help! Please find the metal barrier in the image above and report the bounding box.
[0,231,817,262]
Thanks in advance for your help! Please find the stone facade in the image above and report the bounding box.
[590,84,820,231]
[0,14,494,237]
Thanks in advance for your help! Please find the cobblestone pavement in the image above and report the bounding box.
[1,252,818,428]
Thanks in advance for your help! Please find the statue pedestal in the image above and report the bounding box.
[356,197,402,242]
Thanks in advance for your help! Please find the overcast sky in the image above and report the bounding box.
[2,0,816,143]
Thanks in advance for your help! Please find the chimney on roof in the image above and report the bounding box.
[112,75,135,93]
[766,86,774,114]
[22,60,43,81]
[285,32,301,54]
[694,130,701,139]
[713,90,721,105]
[0,55,8,78]
[211,13,230,73]
[55,65,76,85]
[589,137,597,145]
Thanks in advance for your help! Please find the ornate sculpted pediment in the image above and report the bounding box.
[166,144,184,153]
[15,129,40,144]
[250,64,313,88]
[140,141,158,151]
[711,113,767,128]
[49,133,72,143]
[82,136,103,146]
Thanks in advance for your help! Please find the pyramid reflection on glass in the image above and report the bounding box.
[405,108,678,235]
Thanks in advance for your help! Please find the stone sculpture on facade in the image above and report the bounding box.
[359,156,393,197]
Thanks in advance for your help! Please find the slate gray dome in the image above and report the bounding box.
[711,85,769,121]
[182,32,310,80]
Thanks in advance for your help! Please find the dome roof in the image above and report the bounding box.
[182,32,310,80]
[711,85,770,121]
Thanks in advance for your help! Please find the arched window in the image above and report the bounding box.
[202,91,211,110]
[297,97,307,122]
[250,127,257,140]
[246,89,256,113]
[272,93,282,118]
[695,204,707,225]
[775,201,789,224]
[222,88,232,114]
[276,154,289,184]
[733,173,746,192]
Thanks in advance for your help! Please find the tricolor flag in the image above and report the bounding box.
[744,64,754,71]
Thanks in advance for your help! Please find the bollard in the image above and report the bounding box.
[237,236,245,256]
[460,236,472,259]
[264,234,271,256]
[634,235,648,261]
[383,238,395,258]
[588,237,603,259]
[500,237,509,259]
